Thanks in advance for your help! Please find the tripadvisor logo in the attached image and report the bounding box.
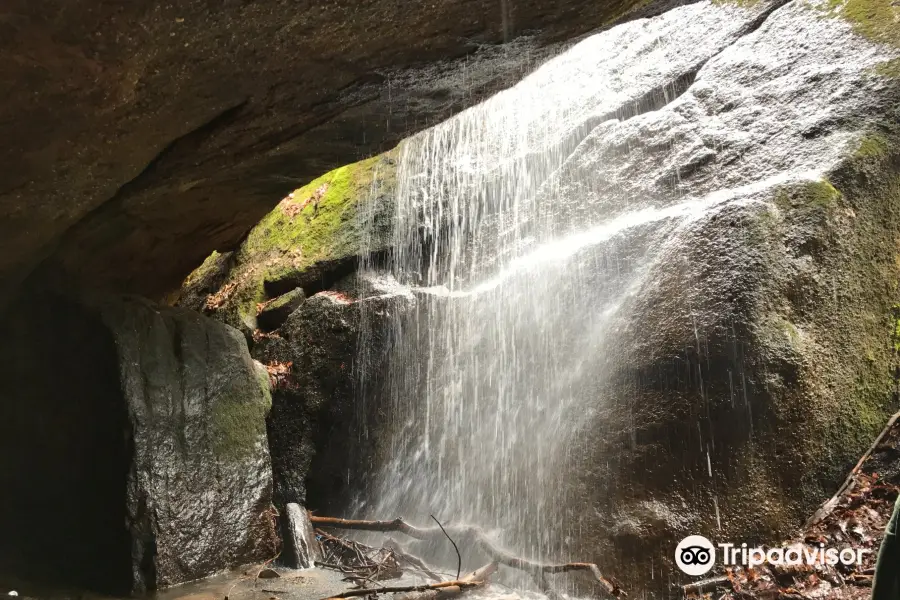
[674,535,872,576]
[675,535,716,576]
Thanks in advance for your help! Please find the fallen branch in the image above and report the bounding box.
[323,580,482,599]
[309,514,620,598]
[315,529,401,587]
[804,410,900,529]
[395,562,499,600]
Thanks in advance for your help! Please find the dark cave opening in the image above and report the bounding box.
[0,294,132,595]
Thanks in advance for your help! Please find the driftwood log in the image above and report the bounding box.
[310,514,621,599]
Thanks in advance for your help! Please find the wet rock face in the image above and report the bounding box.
[284,503,323,569]
[255,289,412,514]
[0,0,663,308]
[317,0,900,593]
[97,296,277,592]
[532,0,900,588]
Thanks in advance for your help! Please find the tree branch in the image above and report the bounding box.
[308,514,620,598]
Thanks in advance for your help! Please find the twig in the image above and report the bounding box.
[804,410,900,528]
[431,515,461,580]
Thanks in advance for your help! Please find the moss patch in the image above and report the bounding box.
[856,133,890,159]
[775,179,842,212]
[873,57,900,78]
[240,151,397,265]
[211,366,273,462]
[184,149,398,330]
[260,287,305,314]
[712,0,763,8]
[892,304,900,351]
[824,0,900,48]
[183,251,224,288]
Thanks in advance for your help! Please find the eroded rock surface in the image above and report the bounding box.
[0,0,667,308]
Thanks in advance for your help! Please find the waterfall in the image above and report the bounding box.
[351,0,875,581]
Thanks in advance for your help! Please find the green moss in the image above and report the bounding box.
[782,319,801,345]
[211,365,272,462]
[261,287,305,313]
[185,149,398,328]
[823,0,900,48]
[774,178,841,212]
[855,133,890,159]
[240,151,396,265]
[892,304,900,351]
[183,251,222,287]
[873,57,900,78]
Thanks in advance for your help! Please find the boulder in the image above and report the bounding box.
[255,290,414,514]
[325,0,900,592]
[257,287,306,332]
[0,294,278,593]
[507,0,900,588]
[97,296,278,591]
[181,152,398,337]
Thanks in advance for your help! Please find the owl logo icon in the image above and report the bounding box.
[675,535,715,576]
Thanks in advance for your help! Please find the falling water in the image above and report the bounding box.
[352,0,818,582]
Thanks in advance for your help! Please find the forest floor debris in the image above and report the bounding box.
[308,515,622,600]
[683,411,900,600]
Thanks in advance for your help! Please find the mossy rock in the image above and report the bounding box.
[257,287,306,331]
[874,57,900,78]
[211,359,273,461]
[181,149,398,334]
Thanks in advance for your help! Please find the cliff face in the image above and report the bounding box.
[0,0,661,309]
[2,0,899,595]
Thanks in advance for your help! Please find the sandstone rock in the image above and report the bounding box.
[0,0,665,309]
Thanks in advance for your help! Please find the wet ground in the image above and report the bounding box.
[706,413,900,599]
[0,566,355,600]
